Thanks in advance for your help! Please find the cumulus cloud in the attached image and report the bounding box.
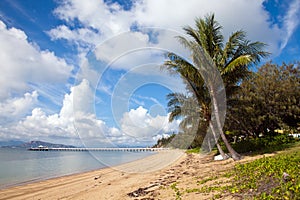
[48,25,101,51]
[48,0,295,107]
[120,106,180,142]
[0,79,178,146]
[0,91,38,124]
[0,20,73,100]
[48,0,295,61]
[50,0,132,43]
[0,80,99,144]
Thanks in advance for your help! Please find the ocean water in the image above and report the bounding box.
[0,148,155,189]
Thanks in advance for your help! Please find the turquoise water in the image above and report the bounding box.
[0,148,154,189]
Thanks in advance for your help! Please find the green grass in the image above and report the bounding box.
[197,176,218,184]
[188,144,300,199]
[186,147,201,154]
[170,182,182,200]
[185,188,200,193]
[179,140,300,199]
[223,147,300,199]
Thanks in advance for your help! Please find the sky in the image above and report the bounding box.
[0,0,299,147]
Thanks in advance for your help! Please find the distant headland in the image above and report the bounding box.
[0,140,76,149]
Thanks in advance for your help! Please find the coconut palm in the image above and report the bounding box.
[164,53,227,157]
[162,14,269,160]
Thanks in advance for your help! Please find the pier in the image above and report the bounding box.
[28,147,170,152]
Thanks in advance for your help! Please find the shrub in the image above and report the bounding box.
[219,134,296,154]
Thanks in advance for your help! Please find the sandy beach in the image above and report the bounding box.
[0,149,277,200]
[0,149,185,200]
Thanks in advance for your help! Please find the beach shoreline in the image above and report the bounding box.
[0,150,156,190]
[0,149,185,200]
[0,148,283,200]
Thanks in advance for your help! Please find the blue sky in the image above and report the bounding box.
[0,0,299,147]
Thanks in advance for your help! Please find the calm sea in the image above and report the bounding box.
[0,148,154,189]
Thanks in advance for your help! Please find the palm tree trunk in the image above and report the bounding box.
[211,93,241,160]
[189,39,242,160]
[209,123,226,159]
[219,132,241,160]
[216,143,225,158]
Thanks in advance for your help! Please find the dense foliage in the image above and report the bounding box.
[222,134,297,154]
[225,62,300,140]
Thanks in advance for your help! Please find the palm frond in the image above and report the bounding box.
[221,30,246,65]
[195,14,223,57]
[243,41,270,64]
[169,106,182,122]
[176,35,197,51]
[183,26,201,45]
[221,54,252,75]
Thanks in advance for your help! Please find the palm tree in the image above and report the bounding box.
[164,52,227,157]
[162,14,269,160]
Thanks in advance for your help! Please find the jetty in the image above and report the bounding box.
[28,147,170,152]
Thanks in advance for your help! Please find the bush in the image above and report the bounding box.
[186,147,201,154]
[220,134,296,154]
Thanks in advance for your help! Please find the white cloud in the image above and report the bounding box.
[0,20,73,100]
[48,0,298,102]
[94,31,150,64]
[0,80,100,144]
[133,0,282,56]
[280,0,300,51]
[0,91,38,124]
[48,25,101,51]
[52,0,132,38]
[71,79,95,114]
[0,79,179,146]
[133,0,201,31]
[120,106,179,142]
[48,0,291,60]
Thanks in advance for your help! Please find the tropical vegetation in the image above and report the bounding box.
[159,14,270,160]
[225,62,300,138]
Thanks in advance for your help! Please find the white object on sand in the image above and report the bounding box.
[214,154,224,160]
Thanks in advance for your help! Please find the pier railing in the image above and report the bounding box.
[28,147,170,152]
